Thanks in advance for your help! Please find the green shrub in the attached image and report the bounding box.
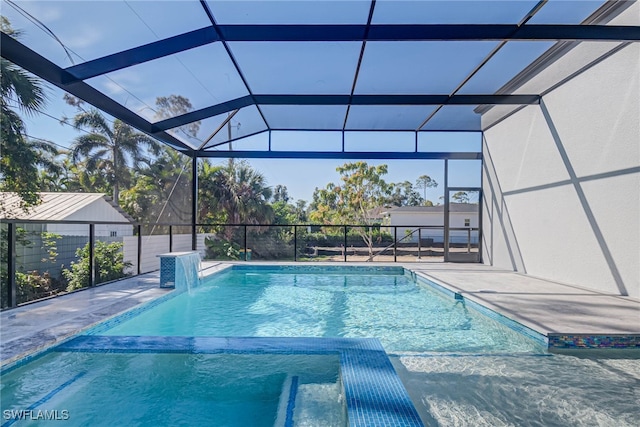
[63,241,131,291]
[204,237,240,260]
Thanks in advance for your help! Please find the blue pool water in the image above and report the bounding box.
[1,352,343,427]
[99,267,543,353]
[3,266,638,427]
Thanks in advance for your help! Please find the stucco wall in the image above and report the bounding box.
[482,9,639,297]
[388,211,479,243]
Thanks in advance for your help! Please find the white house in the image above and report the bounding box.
[383,203,479,245]
[1,193,134,278]
[1,192,134,237]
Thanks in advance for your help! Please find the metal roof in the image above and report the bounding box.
[0,192,133,222]
[1,0,637,160]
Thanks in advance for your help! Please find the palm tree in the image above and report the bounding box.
[217,161,274,226]
[0,17,51,208]
[198,161,273,240]
[121,147,192,223]
[70,109,159,203]
[197,161,225,223]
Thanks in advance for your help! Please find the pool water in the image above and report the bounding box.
[1,352,343,427]
[99,269,543,353]
[3,266,638,427]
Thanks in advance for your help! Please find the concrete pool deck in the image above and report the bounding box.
[1,262,639,366]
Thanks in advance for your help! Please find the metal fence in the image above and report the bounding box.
[1,220,479,309]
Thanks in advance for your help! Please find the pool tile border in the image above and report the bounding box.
[57,336,424,427]
[230,264,406,275]
[548,334,640,349]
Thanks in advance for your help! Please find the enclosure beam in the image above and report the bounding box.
[214,24,640,42]
[0,34,192,152]
[157,94,539,131]
[191,156,198,251]
[196,151,482,160]
[57,22,639,81]
[137,225,142,276]
[89,224,95,287]
[443,160,450,262]
[7,223,16,308]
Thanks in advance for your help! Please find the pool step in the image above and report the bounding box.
[275,376,346,427]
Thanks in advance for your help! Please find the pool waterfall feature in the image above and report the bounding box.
[158,252,201,292]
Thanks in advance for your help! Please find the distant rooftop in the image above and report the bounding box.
[0,192,133,222]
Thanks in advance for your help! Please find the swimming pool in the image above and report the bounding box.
[96,266,544,353]
[4,265,637,426]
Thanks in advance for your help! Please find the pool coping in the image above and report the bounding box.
[411,270,640,350]
[53,335,425,427]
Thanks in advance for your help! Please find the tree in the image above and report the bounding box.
[309,162,391,258]
[69,108,160,203]
[197,161,226,224]
[198,161,274,240]
[155,95,200,140]
[120,147,192,223]
[388,181,423,206]
[35,144,77,192]
[415,175,438,206]
[294,199,308,223]
[272,201,297,225]
[272,198,307,225]
[272,184,290,203]
[452,191,470,204]
[0,17,51,209]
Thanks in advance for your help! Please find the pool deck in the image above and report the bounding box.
[2,262,639,367]
[411,263,639,339]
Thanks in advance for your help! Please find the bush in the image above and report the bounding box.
[63,241,131,291]
[204,237,240,260]
[16,270,61,302]
[299,229,393,247]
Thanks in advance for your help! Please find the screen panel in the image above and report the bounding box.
[355,41,499,95]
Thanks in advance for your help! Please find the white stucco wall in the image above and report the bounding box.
[482,5,639,297]
[387,210,479,243]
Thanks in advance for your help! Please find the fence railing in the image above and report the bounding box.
[1,219,479,309]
